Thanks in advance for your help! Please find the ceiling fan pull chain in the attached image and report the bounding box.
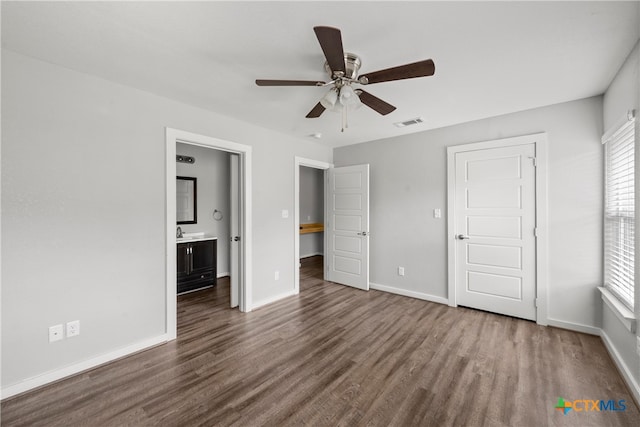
[342,104,347,132]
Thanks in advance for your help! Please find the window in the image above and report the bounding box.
[603,110,636,310]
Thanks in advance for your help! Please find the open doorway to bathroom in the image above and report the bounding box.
[166,128,252,341]
[175,143,233,324]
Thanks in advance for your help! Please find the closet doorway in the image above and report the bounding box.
[294,157,332,293]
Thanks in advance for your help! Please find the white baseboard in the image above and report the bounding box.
[217,271,230,278]
[1,334,169,400]
[546,318,600,335]
[300,252,323,259]
[369,282,449,305]
[251,289,298,310]
[601,329,640,406]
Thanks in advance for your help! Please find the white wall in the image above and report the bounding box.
[1,49,332,392]
[176,143,230,276]
[299,166,324,258]
[334,96,603,331]
[602,40,640,394]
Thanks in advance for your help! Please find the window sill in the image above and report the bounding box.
[599,287,636,333]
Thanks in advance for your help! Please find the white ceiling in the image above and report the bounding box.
[2,1,639,148]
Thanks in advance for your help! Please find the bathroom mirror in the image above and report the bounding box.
[176,176,197,224]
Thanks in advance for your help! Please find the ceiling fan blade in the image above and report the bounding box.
[256,79,325,86]
[306,102,326,118]
[359,59,435,85]
[357,90,396,115]
[313,26,346,76]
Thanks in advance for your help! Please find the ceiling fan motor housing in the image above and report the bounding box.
[325,53,361,80]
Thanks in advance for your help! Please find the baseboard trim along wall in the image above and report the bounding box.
[300,252,323,259]
[217,271,230,278]
[251,290,298,310]
[369,283,449,305]
[546,318,601,336]
[1,334,169,400]
[600,330,640,407]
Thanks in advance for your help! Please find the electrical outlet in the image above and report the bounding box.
[434,208,442,219]
[67,320,80,338]
[49,324,64,342]
[275,270,280,280]
[398,266,405,276]
[282,210,289,219]
[307,215,311,221]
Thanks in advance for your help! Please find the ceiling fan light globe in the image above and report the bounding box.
[320,88,338,109]
[351,96,363,110]
[339,85,362,110]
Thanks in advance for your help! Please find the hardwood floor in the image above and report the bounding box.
[2,256,638,426]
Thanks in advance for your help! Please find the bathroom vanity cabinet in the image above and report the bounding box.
[177,237,217,294]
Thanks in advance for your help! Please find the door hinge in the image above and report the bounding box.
[535,298,538,308]
[529,156,537,167]
[534,227,538,237]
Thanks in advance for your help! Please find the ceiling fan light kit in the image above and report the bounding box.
[255,26,435,132]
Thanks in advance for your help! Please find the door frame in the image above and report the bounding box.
[294,156,333,293]
[166,128,253,340]
[446,133,549,325]
[229,153,241,309]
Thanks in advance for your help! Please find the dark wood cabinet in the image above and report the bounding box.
[177,239,217,294]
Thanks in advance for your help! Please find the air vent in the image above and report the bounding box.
[176,155,195,164]
[394,117,425,128]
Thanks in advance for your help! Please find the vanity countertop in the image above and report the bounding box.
[177,233,217,243]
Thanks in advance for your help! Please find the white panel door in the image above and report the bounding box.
[327,165,369,290]
[454,144,536,320]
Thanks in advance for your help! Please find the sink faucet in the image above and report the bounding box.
[176,226,183,238]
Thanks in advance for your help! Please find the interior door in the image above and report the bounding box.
[454,144,537,320]
[327,164,370,290]
[229,153,240,308]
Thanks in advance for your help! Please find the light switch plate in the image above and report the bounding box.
[282,209,289,219]
[434,208,442,219]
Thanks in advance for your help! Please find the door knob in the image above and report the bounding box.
[456,234,470,240]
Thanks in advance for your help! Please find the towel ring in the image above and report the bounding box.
[213,209,223,221]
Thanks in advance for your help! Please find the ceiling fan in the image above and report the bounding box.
[255,26,435,131]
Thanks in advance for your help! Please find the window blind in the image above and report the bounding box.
[603,111,636,310]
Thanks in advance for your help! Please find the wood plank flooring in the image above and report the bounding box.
[2,256,638,426]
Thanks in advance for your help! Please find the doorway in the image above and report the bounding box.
[294,157,332,293]
[294,158,371,293]
[446,133,548,324]
[299,167,325,253]
[166,128,253,341]
[175,143,230,296]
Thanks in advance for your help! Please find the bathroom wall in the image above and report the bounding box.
[176,142,231,276]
